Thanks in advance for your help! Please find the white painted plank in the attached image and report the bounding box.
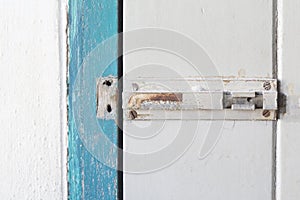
[124,0,273,77]
[124,121,273,200]
[277,0,300,199]
[124,0,274,199]
[0,1,67,199]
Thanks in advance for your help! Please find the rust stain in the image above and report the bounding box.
[223,79,231,84]
[128,93,183,109]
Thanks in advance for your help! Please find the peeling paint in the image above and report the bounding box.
[68,0,119,199]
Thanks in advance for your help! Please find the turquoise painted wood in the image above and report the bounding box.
[68,0,119,199]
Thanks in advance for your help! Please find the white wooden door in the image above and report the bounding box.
[123,0,273,199]
[122,0,300,199]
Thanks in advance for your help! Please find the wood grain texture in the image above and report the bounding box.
[68,1,119,199]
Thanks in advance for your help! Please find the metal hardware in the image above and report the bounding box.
[123,78,278,121]
[96,77,118,120]
[128,109,138,120]
[96,77,278,121]
[263,81,272,90]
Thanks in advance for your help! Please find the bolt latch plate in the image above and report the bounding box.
[123,78,278,121]
[96,77,118,120]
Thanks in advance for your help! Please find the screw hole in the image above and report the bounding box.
[106,104,112,113]
[247,97,252,102]
[103,80,112,86]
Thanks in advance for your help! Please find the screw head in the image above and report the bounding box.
[132,83,139,91]
[263,82,272,90]
[262,110,271,118]
[129,110,138,120]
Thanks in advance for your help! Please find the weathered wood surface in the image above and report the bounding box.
[68,1,119,199]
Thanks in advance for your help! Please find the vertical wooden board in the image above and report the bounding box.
[124,0,274,199]
[68,1,119,199]
[0,1,66,199]
[277,0,300,199]
[124,0,273,77]
[124,122,273,200]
